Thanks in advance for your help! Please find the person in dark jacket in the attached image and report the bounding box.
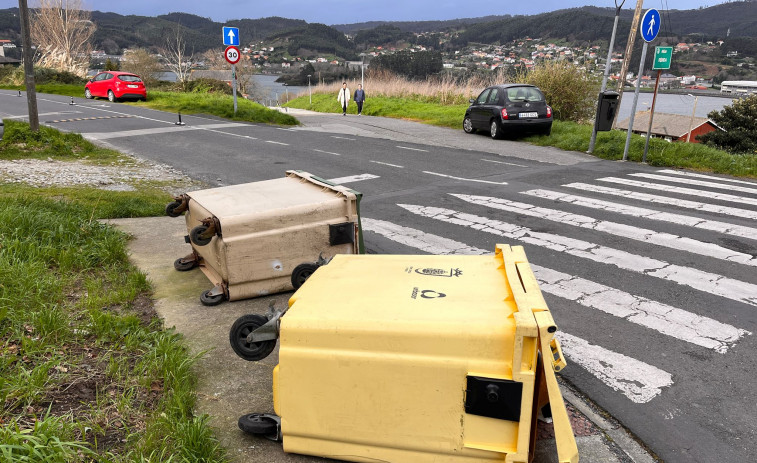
[354,84,366,116]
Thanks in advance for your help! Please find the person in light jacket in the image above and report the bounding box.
[337,82,350,115]
[354,84,366,115]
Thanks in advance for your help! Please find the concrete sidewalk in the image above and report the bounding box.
[110,216,658,463]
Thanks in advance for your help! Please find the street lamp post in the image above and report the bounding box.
[283,84,289,112]
[686,94,699,143]
[360,53,365,90]
[307,74,312,105]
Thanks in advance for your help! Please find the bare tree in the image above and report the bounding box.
[160,24,192,87]
[121,48,162,85]
[201,48,264,100]
[31,0,96,77]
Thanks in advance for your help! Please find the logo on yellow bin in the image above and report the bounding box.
[413,267,462,277]
[411,287,447,299]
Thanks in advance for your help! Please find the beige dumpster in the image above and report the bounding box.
[233,244,578,463]
[166,170,363,306]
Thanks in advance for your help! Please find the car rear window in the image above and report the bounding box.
[118,75,142,82]
[507,87,544,102]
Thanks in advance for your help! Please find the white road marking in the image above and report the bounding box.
[313,149,341,156]
[629,173,757,195]
[6,111,82,119]
[328,173,380,184]
[265,140,289,146]
[556,333,673,404]
[481,158,528,167]
[83,123,250,140]
[361,218,678,402]
[204,129,257,140]
[331,135,356,141]
[452,194,757,265]
[657,169,757,186]
[397,146,429,152]
[370,161,404,168]
[399,204,757,307]
[423,171,508,185]
[522,189,757,241]
[565,183,757,221]
[598,177,757,207]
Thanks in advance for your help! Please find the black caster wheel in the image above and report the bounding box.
[229,314,276,361]
[238,413,277,436]
[291,263,318,290]
[165,200,183,217]
[190,224,212,246]
[173,257,198,271]
[200,289,225,306]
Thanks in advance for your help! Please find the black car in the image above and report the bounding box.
[463,84,552,139]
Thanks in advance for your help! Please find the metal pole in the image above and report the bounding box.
[588,1,624,154]
[361,55,365,89]
[686,95,699,143]
[614,0,645,129]
[18,0,39,131]
[231,63,237,114]
[642,69,661,163]
[307,75,312,105]
[622,41,649,161]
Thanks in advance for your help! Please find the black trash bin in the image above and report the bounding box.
[595,91,619,132]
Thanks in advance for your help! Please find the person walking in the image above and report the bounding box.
[337,82,350,116]
[354,84,366,116]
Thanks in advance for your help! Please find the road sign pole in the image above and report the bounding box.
[232,63,237,115]
[622,40,649,161]
[614,0,645,129]
[642,69,662,163]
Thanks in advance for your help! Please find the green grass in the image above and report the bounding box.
[286,93,756,178]
[2,83,298,126]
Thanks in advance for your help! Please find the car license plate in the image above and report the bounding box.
[520,112,538,118]
[127,84,139,88]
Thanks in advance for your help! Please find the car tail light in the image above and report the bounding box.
[501,108,509,120]
[546,106,552,118]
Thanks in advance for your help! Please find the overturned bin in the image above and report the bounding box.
[166,170,363,306]
[234,244,579,463]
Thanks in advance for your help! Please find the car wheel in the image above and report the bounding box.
[108,90,116,102]
[490,120,503,140]
[541,126,552,136]
[84,88,93,99]
[463,116,476,134]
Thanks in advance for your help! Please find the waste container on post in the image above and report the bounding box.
[595,91,620,132]
[165,170,363,306]
[237,244,579,463]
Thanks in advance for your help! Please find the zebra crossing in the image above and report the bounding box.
[360,170,756,405]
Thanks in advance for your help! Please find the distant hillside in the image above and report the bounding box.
[332,15,511,34]
[268,23,358,60]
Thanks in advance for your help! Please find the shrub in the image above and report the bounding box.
[699,94,757,155]
[182,78,233,95]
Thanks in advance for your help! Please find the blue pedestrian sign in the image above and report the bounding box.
[223,26,239,46]
[640,9,661,43]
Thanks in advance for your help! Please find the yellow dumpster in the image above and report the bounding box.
[235,244,578,463]
[165,170,363,306]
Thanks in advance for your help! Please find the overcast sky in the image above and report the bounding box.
[1,1,717,24]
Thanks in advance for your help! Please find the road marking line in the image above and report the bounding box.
[361,218,677,402]
[204,129,257,140]
[6,111,82,119]
[423,171,508,185]
[522,189,757,241]
[371,161,404,168]
[556,332,673,404]
[396,146,429,152]
[328,174,380,184]
[629,173,757,195]
[265,140,289,146]
[313,149,341,156]
[453,194,757,265]
[330,135,356,141]
[565,183,757,221]
[598,177,757,207]
[657,169,757,186]
[481,158,528,167]
[83,123,250,140]
[399,203,757,307]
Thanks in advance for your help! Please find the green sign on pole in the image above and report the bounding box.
[652,46,673,70]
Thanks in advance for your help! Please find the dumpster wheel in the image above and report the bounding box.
[229,314,277,361]
[200,288,225,306]
[291,263,319,290]
[165,200,183,217]
[238,413,280,440]
[190,225,213,246]
[174,256,198,272]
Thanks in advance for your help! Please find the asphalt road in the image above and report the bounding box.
[3,91,756,463]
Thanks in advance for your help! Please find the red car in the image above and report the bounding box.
[85,71,147,102]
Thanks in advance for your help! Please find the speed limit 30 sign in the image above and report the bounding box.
[225,46,240,65]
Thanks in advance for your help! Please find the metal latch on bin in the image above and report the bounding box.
[248,301,289,343]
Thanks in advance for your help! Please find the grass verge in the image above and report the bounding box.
[0,124,226,462]
[2,83,298,126]
[286,93,756,178]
